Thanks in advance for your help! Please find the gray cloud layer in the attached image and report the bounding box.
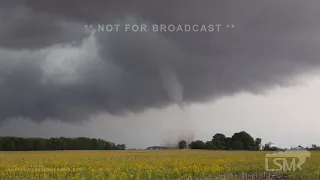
[1,0,320,124]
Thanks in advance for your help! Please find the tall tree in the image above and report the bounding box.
[254,138,262,150]
[212,133,226,141]
[231,131,255,150]
[178,140,187,149]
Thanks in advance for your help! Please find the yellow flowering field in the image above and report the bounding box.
[0,150,319,180]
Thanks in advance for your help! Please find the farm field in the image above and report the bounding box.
[0,150,319,180]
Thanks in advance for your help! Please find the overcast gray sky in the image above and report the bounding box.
[0,0,320,148]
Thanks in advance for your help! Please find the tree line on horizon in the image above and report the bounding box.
[0,131,319,151]
[178,131,320,151]
[179,131,262,151]
[0,137,126,151]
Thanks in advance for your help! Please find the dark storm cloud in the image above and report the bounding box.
[0,2,86,49]
[0,0,320,123]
